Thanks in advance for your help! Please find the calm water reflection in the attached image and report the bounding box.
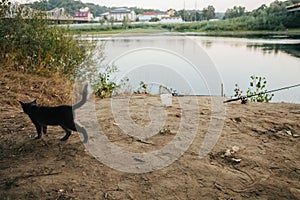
[89,34,300,103]
[190,36,300,103]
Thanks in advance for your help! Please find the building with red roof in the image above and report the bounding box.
[74,7,93,22]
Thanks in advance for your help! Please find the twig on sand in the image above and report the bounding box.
[136,139,154,145]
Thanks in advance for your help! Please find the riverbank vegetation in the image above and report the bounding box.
[0,0,90,78]
[234,76,274,103]
[201,1,299,32]
[67,0,300,34]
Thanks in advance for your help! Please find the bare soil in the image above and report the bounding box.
[1,68,300,200]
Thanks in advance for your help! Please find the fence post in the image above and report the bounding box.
[221,83,224,97]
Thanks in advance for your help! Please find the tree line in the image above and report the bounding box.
[221,0,300,30]
[27,0,222,21]
[174,0,299,31]
[27,0,165,17]
[27,0,110,16]
[27,0,300,31]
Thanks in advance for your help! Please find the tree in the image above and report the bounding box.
[202,5,215,20]
[195,11,202,21]
[247,0,300,30]
[134,8,144,15]
[27,0,110,17]
[178,9,189,21]
[149,17,159,22]
[122,15,130,29]
[224,6,246,19]
[99,18,105,26]
[109,17,114,27]
[251,4,267,18]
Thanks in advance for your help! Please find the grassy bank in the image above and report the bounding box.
[70,27,168,35]
[67,22,300,38]
[187,29,300,39]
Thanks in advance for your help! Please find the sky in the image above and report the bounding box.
[81,0,277,12]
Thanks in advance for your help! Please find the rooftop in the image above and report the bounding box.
[110,8,132,14]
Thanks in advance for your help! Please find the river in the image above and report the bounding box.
[83,33,300,103]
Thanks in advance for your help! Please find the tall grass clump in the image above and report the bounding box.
[0,0,89,78]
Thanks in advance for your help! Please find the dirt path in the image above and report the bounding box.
[1,91,300,199]
[1,68,300,199]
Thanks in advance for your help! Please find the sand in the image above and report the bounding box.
[1,69,300,199]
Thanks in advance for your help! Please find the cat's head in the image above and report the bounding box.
[19,99,37,114]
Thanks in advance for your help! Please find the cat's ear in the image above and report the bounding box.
[32,99,37,104]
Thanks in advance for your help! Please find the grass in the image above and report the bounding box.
[67,23,170,34]
[67,22,300,37]
[76,28,168,35]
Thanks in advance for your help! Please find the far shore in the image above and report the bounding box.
[68,26,300,38]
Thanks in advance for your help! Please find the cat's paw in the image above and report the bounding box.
[34,135,41,140]
[60,137,69,141]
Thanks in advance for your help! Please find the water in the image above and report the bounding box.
[191,36,300,103]
[85,33,300,103]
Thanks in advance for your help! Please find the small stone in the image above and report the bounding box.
[262,139,268,143]
[234,117,242,123]
[232,145,240,152]
[292,134,300,138]
[175,114,181,118]
[286,130,292,136]
[231,158,242,163]
[224,149,231,157]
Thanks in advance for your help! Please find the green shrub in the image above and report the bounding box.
[134,81,148,94]
[234,75,274,102]
[246,75,274,102]
[0,0,89,78]
[94,64,119,98]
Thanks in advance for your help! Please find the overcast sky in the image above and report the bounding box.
[81,0,277,12]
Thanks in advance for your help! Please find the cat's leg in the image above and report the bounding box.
[42,126,47,134]
[33,123,42,139]
[60,126,71,141]
[74,122,88,143]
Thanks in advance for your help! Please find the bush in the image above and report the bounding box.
[94,64,120,98]
[0,0,89,78]
[246,75,274,102]
[234,75,274,103]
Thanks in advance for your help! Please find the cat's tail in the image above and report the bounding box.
[73,84,88,110]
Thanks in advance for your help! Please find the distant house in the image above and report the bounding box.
[138,12,155,21]
[74,7,93,22]
[161,16,183,23]
[138,12,169,22]
[106,8,136,22]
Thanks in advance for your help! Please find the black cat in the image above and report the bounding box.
[19,84,88,143]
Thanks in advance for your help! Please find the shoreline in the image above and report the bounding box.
[75,29,300,39]
[64,23,300,38]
